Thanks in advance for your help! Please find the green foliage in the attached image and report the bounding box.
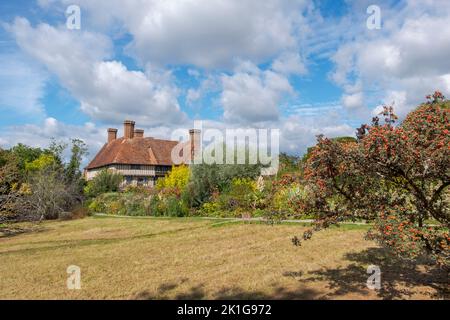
[10,143,44,173]
[186,163,261,208]
[278,152,301,175]
[0,149,20,195]
[25,154,56,173]
[84,169,123,197]
[196,177,268,218]
[88,192,151,216]
[2,139,89,222]
[154,188,190,217]
[88,191,188,217]
[272,182,309,216]
[65,139,88,185]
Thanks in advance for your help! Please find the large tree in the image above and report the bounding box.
[297,92,449,268]
[1,139,89,222]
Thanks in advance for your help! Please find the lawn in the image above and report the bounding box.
[0,216,447,299]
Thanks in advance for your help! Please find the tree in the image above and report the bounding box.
[298,92,449,268]
[1,139,89,222]
[25,154,56,173]
[10,143,44,174]
[185,163,262,207]
[301,136,356,163]
[26,166,79,220]
[65,139,88,197]
[278,152,301,175]
[0,149,20,195]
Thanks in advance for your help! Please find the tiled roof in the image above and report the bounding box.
[86,137,185,169]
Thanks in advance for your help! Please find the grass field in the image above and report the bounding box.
[0,216,448,299]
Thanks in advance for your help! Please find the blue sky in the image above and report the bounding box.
[1,0,450,157]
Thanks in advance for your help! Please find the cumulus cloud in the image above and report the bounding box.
[0,117,189,165]
[44,0,313,69]
[280,114,355,154]
[0,118,105,162]
[342,92,364,110]
[8,0,450,158]
[7,17,187,127]
[330,0,450,119]
[220,62,293,123]
[272,52,307,76]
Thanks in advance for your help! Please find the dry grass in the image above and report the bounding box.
[0,216,447,300]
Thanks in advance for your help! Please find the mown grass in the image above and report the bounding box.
[0,217,447,299]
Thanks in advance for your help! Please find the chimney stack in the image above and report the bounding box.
[189,129,201,162]
[124,120,135,139]
[134,129,144,138]
[107,128,118,143]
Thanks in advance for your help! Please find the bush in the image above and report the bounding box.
[147,193,188,217]
[87,191,152,216]
[88,189,188,217]
[84,169,123,197]
[156,165,190,190]
[187,163,261,208]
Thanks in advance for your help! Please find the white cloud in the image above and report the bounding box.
[272,52,307,76]
[8,18,187,127]
[49,0,311,69]
[330,1,450,119]
[186,74,220,105]
[342,92,364,110]
[0,118,105,162]
[0,117,188,165]
[280,114,355,154]
[0,53,47,117]
[220,62,293,123]
[11,0,450,158]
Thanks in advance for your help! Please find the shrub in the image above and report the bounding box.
[187,163,261,207]
[84,169,123,197]
[88,198,105,213]
[88,191,152,216]
[199,201,221,216]
[149,195,164,216]
[156,165,190,190]
[165,196,188,217]
[147,194,188,217]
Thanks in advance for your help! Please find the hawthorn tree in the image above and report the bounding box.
[297,92,449,268]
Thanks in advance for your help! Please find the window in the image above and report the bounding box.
[130,164,141,170]
[156,166,171,174]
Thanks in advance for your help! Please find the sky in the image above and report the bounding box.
[1,0,450,161]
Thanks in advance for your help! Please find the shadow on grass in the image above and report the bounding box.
[285,247,449,300]
[0,224,48,239]
[134,283,321,300]
[0,224,208,255]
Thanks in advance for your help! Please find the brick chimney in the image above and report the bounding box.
[134,129,144,138]
[107,128,118,143]
[124,120,135,139]
[189,129,201,161]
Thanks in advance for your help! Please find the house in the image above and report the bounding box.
[85,120,200,187]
